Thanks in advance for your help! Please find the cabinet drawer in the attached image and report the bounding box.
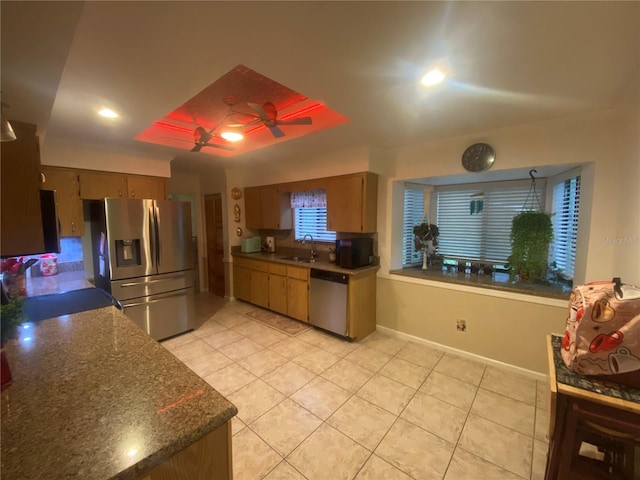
[250,260,269,272]
[269,263,287,276]
[287,266,309,280]
[233,257,253,268]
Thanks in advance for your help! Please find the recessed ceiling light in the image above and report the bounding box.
[420,68,446,86]
[220,131,244,142]
[98,108,119,119]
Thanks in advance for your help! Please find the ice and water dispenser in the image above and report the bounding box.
[114,239,141,267]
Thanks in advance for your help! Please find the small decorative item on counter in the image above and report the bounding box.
[470,264,480,274]
[40,253,58,276]
[329,247,336,263]
[0,257,38,297]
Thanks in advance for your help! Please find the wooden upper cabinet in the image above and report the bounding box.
[261,185,292,230]
[127,175,166,200]
[244,185,292,230]
[244,186,262,229]
[41,167,84,237]
[325,172,378,233]
[79,171,127,199]
[1,121,45,256]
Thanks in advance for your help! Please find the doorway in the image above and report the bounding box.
[204,194,225,297]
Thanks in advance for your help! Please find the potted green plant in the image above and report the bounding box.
[413,222,440,270]
[507,211,553,283]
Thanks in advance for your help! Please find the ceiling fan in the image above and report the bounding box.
[190,126,236,152]
[246,102,312,139]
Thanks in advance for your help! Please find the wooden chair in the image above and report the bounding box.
[556,398,640,480]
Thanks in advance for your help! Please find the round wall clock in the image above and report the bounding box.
[462,143,495,172]
[230,187,242,200]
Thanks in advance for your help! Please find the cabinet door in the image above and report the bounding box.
[260,185,292,230]
[244,186,262,229]
[233,265,251,302]
[127,175,166,200]
[268,273,288,315]
[41,167,84,237]
[79,171,127,199]
[325,175,364,233]
[250,270,269,308]
[288,277,308,322]
[326,173,377,233]
[1,121,45,256]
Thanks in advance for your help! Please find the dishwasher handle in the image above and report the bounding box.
[310,268,349,284]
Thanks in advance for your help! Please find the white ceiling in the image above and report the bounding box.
[2,1,639,171]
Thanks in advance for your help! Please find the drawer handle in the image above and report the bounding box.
[122,290,187,308]
[120,274,188,287]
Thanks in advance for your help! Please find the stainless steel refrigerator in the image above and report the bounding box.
[90,198,196,340]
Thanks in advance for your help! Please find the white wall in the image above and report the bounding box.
[40,139,172,177]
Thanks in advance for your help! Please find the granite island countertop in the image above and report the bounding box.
[0,306,237,479]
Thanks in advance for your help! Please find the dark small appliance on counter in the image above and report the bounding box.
[335,237,373,269]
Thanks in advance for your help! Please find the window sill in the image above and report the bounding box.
[386,266,572,306]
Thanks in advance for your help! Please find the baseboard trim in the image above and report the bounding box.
[376,324,547,381]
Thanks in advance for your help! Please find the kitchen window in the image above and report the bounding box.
[401,173,581,284]
[550,174,581,280]
[294,208,336,242]
[435,179,541,268]
[402,186,425,266]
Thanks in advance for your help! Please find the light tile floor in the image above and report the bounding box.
[162,299,549,480]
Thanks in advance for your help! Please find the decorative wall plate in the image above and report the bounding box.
[231,187,242,200]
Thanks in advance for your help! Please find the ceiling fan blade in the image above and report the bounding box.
[276,117,312,126]
[268,125,285,138]
[190,144,203,152]
[247,102,271,122]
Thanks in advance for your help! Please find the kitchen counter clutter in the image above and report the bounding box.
[0,306,237,479]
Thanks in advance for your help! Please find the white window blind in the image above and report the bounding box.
[294,208,336,242]
[436,180,545,264]
[402,187,425,266]
[551,175,580,279]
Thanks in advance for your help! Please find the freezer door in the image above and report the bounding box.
[154,200,193,275]
[119,287,196,341]
[110,270,195,301]
[104,198,155,280]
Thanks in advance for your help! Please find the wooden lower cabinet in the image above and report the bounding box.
[233,257,309,322]
[287,266,309,322]
[250,270,269,308]
[140,420,232,480]
[287,277,308,322]
[268,263,288,315]
[232,264,251,302]
[346,270,377,340]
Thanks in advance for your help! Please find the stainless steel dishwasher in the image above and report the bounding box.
[309,268,349,336]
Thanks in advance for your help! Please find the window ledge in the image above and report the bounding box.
[385,267,571,307]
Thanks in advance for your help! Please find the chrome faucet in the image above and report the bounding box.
[301,234,318,262]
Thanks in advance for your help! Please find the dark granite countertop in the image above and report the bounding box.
[233,251,379,278]
[0,306,237,479]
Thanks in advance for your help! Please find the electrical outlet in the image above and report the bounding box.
[456,319,467,332]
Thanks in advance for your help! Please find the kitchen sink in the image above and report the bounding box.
[279,256,313,263]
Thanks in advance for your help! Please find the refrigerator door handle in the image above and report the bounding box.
[153,203,161,268]
[119,274,189,287]
[121,290,187,308]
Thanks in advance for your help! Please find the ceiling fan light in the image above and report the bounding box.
[220,131,244,142]
[420,68,446,86]
[98,108,119,118]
